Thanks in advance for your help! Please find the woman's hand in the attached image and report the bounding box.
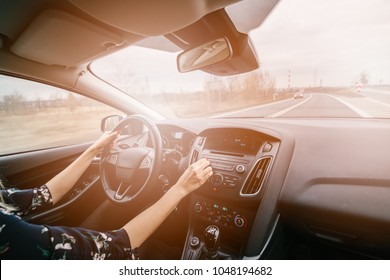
[87,131,119,155]
[46,130,119,204]
[172,158,213,197]
[122,158,213,248]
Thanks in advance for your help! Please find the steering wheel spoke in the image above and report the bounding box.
[114,181,132,201]
[104,153,119,165]
[139,148,154,170]
[132,131,149,148]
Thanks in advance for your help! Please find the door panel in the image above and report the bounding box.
[0,143,106,227]
[1,143,89,188]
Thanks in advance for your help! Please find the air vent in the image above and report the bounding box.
[190,149,199,164]
[241,157,272,196]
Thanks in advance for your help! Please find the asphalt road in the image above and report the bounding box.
[220,89,390,118]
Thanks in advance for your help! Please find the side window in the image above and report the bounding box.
[0,75,122,155]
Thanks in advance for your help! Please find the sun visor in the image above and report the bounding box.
[10,9,125,67]
[69,0,239,36]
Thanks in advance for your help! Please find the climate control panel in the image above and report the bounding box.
[192,197,252,231]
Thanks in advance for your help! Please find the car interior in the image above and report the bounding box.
[1,0,390,260]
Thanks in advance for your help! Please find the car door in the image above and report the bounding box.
[0,74,122,227]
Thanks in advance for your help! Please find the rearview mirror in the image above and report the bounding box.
[177,37,232,73]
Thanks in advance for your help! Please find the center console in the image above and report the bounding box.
[182,195,257,259]
[181,127,279,260]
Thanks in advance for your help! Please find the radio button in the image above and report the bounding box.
[234,215,246,228]
[194,202,203,213]
[190,236,200,247]
[263,142,272,152]
[210,173,224,186]
[236,164,245,173]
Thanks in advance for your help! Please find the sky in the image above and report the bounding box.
[252,0,390,88]
[92,0,390,93]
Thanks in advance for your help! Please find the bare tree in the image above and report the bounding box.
[226,75,243,98]
[2,91,25,113]
[66,92,78,112]
[359,71,370,85]
[241,69,276,101]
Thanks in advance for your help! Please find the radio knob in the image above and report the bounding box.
[190,236,200,248]
[210,173,224,186]
[234,215,246,228]
[236,164,245,173]
[194,202,203,213]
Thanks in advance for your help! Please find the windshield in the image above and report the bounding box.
[92,0,390,119]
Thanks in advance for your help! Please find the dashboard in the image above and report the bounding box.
[156,118,390,260]
[159,125,196,157]
[158,122,283,259]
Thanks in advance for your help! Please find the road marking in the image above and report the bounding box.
[267,94,313,118]
[363,87,390,96]
[212,97,297,118]
[329,95,390,118]
[328,95,372,117]
[367,98,390,108]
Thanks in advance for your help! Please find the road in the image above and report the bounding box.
[219,87,390,118]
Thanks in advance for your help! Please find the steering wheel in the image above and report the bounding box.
[100,115,162,204]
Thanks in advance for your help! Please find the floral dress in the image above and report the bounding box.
[0,185,137,260]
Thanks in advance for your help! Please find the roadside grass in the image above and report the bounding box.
[0,106,118,155]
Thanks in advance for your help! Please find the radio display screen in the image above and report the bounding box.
[203,128,263,155]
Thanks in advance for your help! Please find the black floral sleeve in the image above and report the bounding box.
[47,226,138,260]
[1,185,53,216]
[0,186,136,260]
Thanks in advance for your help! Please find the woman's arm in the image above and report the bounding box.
[46,131,118,204]
[122,158,213,248]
